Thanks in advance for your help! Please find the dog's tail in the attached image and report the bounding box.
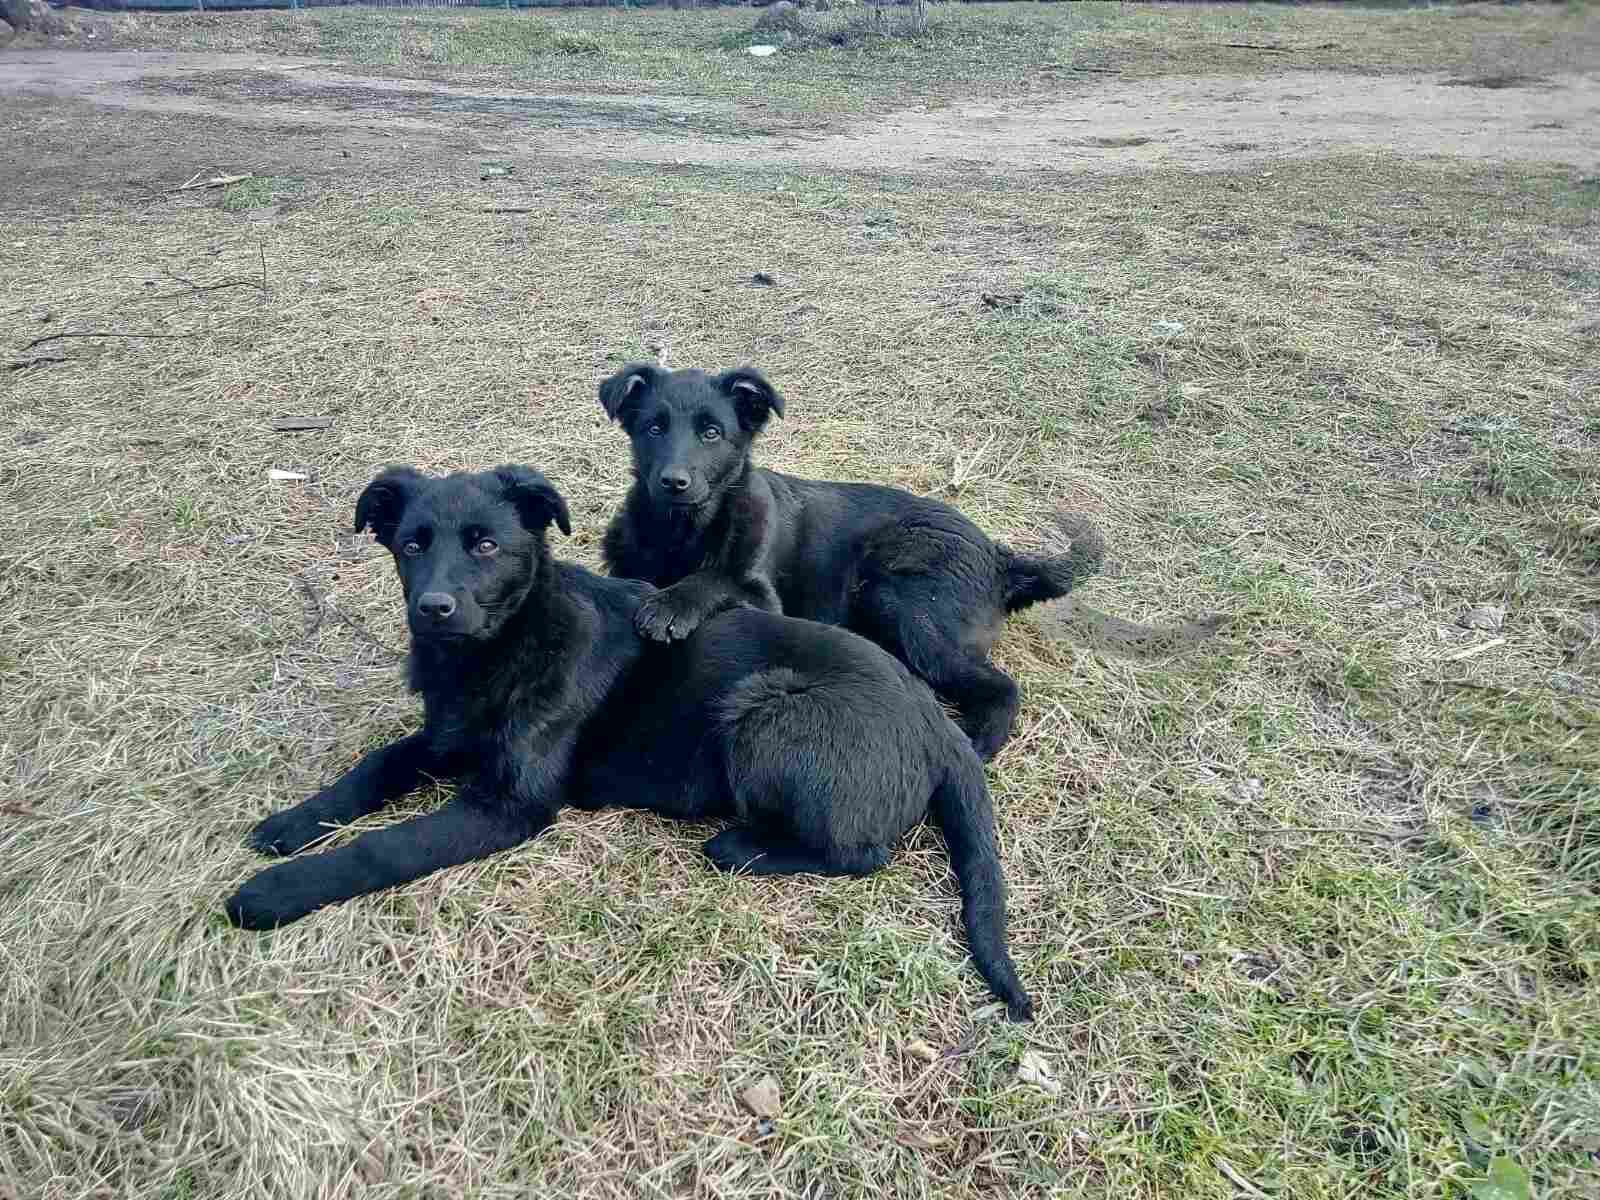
[999,511,1105,613]
[929,756,1033,1022]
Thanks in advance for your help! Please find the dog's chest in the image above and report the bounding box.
[422,690,500,757]
[627,521,712,585]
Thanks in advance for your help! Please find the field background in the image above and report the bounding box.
[2,3,1598,1198]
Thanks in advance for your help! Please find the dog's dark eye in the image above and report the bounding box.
[473,539,498,557]
[401,540,422,557]
[646,422,665,437]
[701,426,723,443]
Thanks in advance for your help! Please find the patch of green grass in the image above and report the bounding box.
[217,176,275,213]
[172,495,204,530]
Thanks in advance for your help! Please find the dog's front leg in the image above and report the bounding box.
[226,724,579,930]
[636,479,780,641]
[246,733,449,857]
[733,573,782,615]
[634,574,739,642]
[225,794,552,930]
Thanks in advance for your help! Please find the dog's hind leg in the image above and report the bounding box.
[859,595,1020,761]
[704,827,889,877]
[922,657,1020,764]
[247,733,447,857]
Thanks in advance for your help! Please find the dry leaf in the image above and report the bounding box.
[1017,1050,1062,1095]
[904,1038,938,1064]
[1458,605,1506,631]
[738,1074,781,1120]
[896,1129,950,1150]
[357,1149,385,1185]
[980,291,1023,310]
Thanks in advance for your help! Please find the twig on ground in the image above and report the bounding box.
[7,356,71,371]
[973,1101,1178,1136]
[1445,637,1506,662]
[1,804,46,819]
[296,574,406,661]
[1219,40,1337,52]
[151,278,267,301]
[1245,824,1429,844]
[479,207,537,214]
[1214,1156,1274,1199]
[20,330,198,351]
[175,172,252,193]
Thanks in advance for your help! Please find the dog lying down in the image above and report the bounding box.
[598,363,1106,763]
[599,364,1228,759]
[225,464,1033,1021]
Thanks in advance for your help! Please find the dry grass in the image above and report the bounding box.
[3,4,1600,1199]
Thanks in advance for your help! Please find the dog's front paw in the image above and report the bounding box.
[635,587,709,642]
[225,860,327,930]
[246,804,331,857]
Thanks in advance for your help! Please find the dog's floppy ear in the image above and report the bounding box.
[717,367,785,433]
[494,465,572,538]
[355,465,426,548]
[598,363,663,427]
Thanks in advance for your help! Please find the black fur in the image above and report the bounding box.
[226,465,1033,1022]
[598,364,1101,760]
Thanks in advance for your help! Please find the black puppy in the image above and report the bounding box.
[225,465,1033,1021]
[599,364,1102,761]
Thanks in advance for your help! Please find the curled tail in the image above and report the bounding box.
[1000,511,1105,613]
[930,757,1033,1021]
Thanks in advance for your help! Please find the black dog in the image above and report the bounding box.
[225,465,1033,1021]
[598,363,1102,761]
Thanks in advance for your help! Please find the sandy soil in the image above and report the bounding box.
[2,49,1596,178]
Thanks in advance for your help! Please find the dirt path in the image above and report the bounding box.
[2,49,1597,176]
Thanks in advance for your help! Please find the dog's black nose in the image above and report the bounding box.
[659,470,691,494]
[417,592,456,620]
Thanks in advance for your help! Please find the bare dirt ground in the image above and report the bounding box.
[3,48,1596,178]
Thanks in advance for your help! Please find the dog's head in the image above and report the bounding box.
[598,364,784,510]
[354,464,571,644]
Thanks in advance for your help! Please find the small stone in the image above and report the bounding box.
[738,1074,781,1120]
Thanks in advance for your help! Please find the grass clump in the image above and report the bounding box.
[217,175,275,213]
